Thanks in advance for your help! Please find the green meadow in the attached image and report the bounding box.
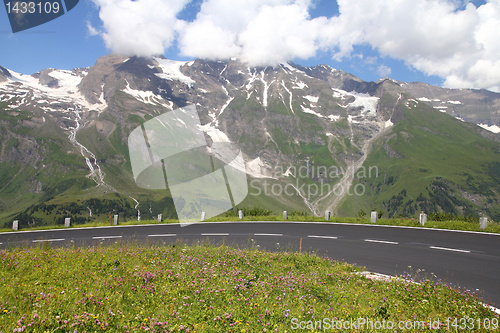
[0,244,498,332]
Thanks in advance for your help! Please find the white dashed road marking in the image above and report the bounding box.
[201,233,229,236]
[148,234,177,237]
[254,233,283,236]
[365,239,399,245]
[92,236,122,240]
[430,246,471,253]
[308,235,338,240]
[32,238,65,243]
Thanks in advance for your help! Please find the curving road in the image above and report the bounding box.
[1,221,499,309]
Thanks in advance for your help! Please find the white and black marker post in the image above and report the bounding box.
[480,217,488,230]
[419,211,427,226]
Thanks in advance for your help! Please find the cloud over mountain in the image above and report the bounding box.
[89,0,500,92]
[91,0,189,57]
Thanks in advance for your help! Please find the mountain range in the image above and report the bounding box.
[0,54,499,227]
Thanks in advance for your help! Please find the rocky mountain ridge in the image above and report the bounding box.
[0,54,499,225]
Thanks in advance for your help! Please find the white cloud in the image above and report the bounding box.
[90,0,500,92]
[364,56,378,65]
[178,19,241,60]
[238,3,324,66]
[325,0,500,92]
[377,65,392,78]
[178,0,323,66]
[86,21,99,36]
[91,0,189,57]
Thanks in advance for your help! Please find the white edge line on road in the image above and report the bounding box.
[92,236,122,240]
[148,234,176,237]
[2,221,499,237]
[488,305,500,315]
[188,221,500,236]
[32,238,65,243]
[201,233,229,236]
[308,235,338,240]
[365,239,399,245]
[254,233,283,236]
[429,246,471,253]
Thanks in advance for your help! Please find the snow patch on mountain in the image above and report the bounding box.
[301,105,323,118]
[281,81,295,114]
[218,85,233,117]
[348,93,379,115]
[261,71,273,108]
[332,88,348,99]
[246,157,273,179]
[123,81,165,106]
[332,89,379,115]
[198,123,231,143]
[280,62,297,72]
[478,123,500,133]
[435,106,448,112]
[48,70,83,88]
[1,70,107,113]
[304,95,319,103]
[347,115,361,124]
[292,81,307,89]
[154,58,195,87]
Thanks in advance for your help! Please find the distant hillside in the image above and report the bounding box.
[337,95,500,221]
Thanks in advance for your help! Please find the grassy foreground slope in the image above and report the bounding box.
[0,245,497,332]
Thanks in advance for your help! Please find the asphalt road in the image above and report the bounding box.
[1,221,499,308]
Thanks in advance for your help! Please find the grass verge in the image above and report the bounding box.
[1,215,499,235]
[0,244,497,332]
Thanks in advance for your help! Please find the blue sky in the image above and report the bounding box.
[1,0,497,91]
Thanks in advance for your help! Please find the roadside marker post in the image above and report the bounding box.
[480,217,488,230]
[370,211,378,223]
[419,212,427,226]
